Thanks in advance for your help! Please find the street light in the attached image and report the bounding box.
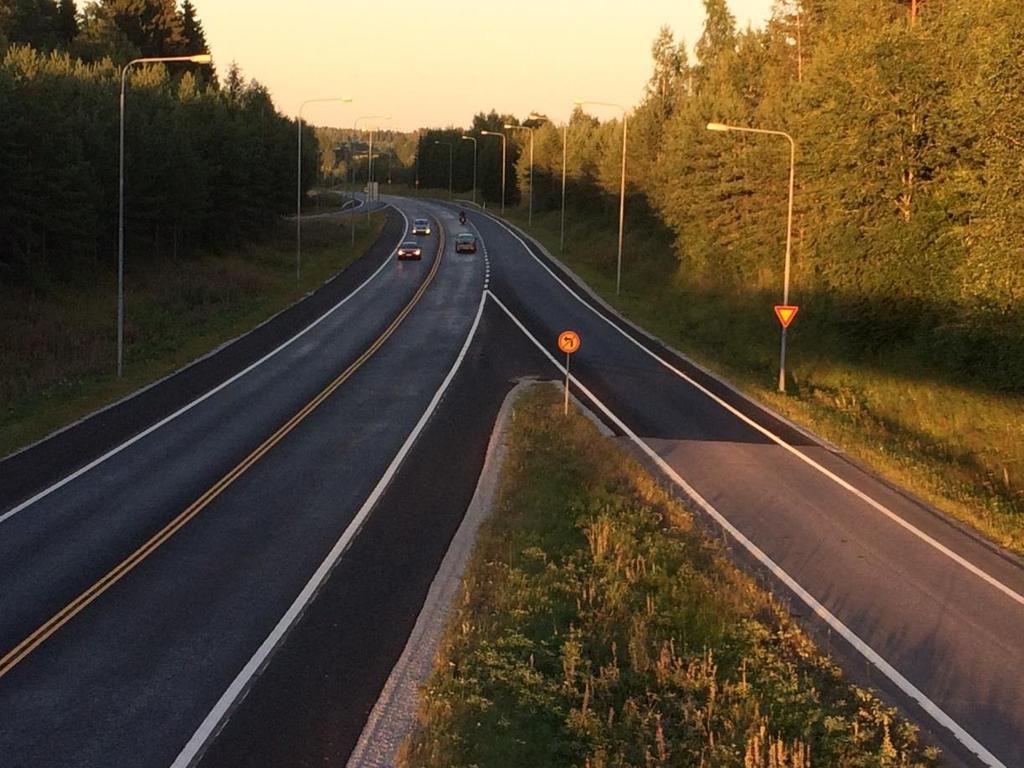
[707,121,797,393]
[297,96,352,283]
[503,122,534,226]
[480,130,506,214]
[433,141,453,200]
[351,114,390,193]
[364,119,391,222]
[352,115,390,233]
[560,120,568,251]
[460,135,477,205]
[118,53,212,378]
[575,100,628,296]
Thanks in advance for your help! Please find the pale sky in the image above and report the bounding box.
[201,0,775,131]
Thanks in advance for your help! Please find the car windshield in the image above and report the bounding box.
[457,234,474,241]
[414,220,427,226]
[402,241,418,248]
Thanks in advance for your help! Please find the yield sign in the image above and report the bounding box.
[774,305,799,329]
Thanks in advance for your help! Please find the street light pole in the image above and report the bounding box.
[298,96,352,284]
[118,53,212,378]
[561,121,567,251]
[707,122,796,393]
[460,135,477,205]
[352,114,390,231]
[480,130,506,214]
[504,123,534,226]
[575,100,628,296]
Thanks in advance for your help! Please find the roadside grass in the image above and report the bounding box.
[0,211,387,459]
[401,386,938,767]
[500,207,1024,556]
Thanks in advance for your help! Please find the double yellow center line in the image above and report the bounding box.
[0,223,445,681]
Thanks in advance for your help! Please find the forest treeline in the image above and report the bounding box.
[420,0,1023,392]
[0,0,314,288]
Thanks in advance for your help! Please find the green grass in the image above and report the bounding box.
[401,386,938,767]
[500,206,1024,556]
[0,211,387,459]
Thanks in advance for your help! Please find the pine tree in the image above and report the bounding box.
[693,0,736,89]
[55,0,77,48]
[98,0,183,58]
[178,0,205,53]
[1,0,60,50]
[177,0,215,87]
[647,25,687,110]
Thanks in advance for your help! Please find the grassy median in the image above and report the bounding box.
[0,211,386,458]
[499,207,1024,557]
[401,386,937,768]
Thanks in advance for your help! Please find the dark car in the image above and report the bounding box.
[411,218,431,235]
[454,232,477,253]
[396,240,422,260]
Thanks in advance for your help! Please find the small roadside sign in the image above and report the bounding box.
[774,305,799,329]
[558,330,581,354]
[558,330,581,415]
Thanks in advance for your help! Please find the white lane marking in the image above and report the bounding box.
[483,214,1024,608]
[170,291,488,768]
[0,207,411,526]
[486,289,1006,768]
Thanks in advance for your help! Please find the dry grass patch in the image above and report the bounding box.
[401,387,938,768]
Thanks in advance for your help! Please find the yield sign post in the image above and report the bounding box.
[773,304,799,392]
[558,330,581,415]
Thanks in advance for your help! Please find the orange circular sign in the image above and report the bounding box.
[558,330,581,354]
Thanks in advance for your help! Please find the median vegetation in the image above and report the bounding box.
[401,386,937,768]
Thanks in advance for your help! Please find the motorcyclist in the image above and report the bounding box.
[459,210,467,225]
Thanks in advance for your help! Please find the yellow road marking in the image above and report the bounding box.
[0,222,446,681]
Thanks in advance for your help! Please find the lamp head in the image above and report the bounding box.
[189,54,213,64]
[706,122,731,132]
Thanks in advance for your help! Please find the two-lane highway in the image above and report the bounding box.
[0,199,486,766]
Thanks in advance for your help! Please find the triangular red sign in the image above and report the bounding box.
[774,305,799,328]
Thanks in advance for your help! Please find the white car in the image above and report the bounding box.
[411,218,431,235]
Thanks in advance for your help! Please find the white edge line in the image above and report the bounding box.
[0,207,411,527]
[498,217,842,452]
[486,289,1005,768]
[483,213,1024,609]
[170,291,488,768]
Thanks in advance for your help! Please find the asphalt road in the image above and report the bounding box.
[0,198,505,767]
[1,195,1021,768]
[464,204,1023,768]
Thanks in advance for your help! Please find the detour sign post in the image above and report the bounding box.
[558,330,581,415]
